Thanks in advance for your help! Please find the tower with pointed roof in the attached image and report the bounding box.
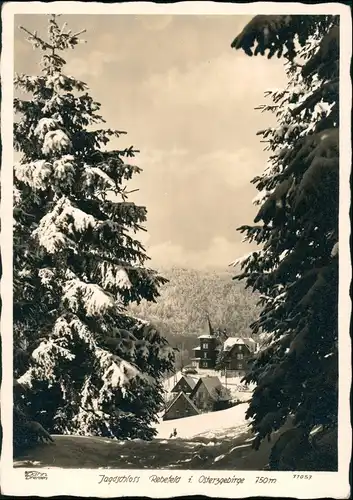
[191,314,220,369]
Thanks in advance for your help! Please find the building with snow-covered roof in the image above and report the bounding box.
[223,337,258,352]
[190,315,258,375]
[170,375,197,395]
[223,337,245,350]
[190,376,230,412]
[220,336,259,377]
[162,391,200,421]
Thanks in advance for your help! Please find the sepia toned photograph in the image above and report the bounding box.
[0,2,351,498]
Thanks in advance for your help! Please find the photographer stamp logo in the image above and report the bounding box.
[24,471,48,481]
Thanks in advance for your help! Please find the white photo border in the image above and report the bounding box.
[1,2,351,498]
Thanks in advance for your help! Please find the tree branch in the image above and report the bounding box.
[19,25,53,50]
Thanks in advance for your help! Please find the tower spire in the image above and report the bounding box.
[206,312,214,337]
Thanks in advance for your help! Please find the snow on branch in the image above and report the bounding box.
[230,252,254,268]
[38,267,56,287]
[331,242,338,258]
[32,339,75,364]
[15,160,53,191]
[252,190,271,206]
[33,197,97,254]
[83,165,117,192]
[98,262,132,291]
[34,117,62,140]
[52,155,76,185]
[53,315,97,349]
[62,278,120,317]
[96,348,154,399]
[18,339,75,388]
[42,129,72,155]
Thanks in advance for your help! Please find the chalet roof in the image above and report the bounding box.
[200,375,222,392]
[243,338,257,350]
[223,337,246,350]
[192,376,230,401]
[222,336,257,350]
[171,375,197,392]
[164,391,200,416]
[163,371,183,392]
[184,376,197,389]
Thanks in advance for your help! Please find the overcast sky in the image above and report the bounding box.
[14,14,287,270]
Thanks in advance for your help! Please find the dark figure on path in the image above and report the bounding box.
[169,428,178,439]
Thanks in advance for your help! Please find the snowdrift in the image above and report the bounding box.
[156,402,249,439]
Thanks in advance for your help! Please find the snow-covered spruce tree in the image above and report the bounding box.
[231,16,339,470]
[13,15,174,451]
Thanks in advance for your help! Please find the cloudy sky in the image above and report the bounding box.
[14,14,288,270]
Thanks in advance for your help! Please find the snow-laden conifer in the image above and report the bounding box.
[13,15,174,452]
[231,15,339,469]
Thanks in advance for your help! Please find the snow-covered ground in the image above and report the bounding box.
[15,404,268,470]
[15,378,261,470]
[14,409,336,471]
[156,402,249,439]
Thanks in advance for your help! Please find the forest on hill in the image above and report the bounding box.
[128,267,260,367]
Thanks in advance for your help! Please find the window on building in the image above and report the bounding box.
[237,353,244,360]
[237,363,243,370]
[239,345,243,351]
[202,343,208,349]
[203,352,208,358]
[201,361,207,368]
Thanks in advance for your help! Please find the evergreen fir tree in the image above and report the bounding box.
[214,344,226,372]
[214,330,227,372]
[231,15,339,469]
[13,15,174,452]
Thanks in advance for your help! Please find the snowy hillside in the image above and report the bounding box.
[156,402,249,439]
